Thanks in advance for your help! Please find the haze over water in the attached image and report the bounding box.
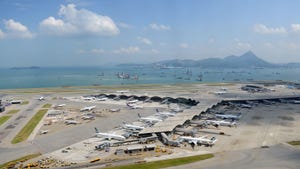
[1,66,300,89]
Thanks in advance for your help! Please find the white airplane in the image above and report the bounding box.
[56,104,66,107]
[109,108,121,112]
[127,103,143,109]
[82,115,95,120]
[215,113,241,120]
[214,91,227,95]
[127,100,139,104]
[240,104,252,108]
[291,100,300,104]
[155,109,176,117]
[205,119,237,128]
[82,97,96,101]
[179,135,217,146]
[40,130,49,134]
[122,122,144,131]
[94,127,125,141]
[138,113,163,124]
[39,96,45,101]
[80,106,96,112]
[65,120,79,125]
[97,97,108,101]
[116,90,129,94]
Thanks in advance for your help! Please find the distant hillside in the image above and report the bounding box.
[154,51,275,68]
[118,51,300,68]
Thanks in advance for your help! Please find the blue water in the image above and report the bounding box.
[0,66,300,89]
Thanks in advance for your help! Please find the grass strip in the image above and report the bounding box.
[0,116,11,126]
[11,109,48,144]
[287,140,300,146]
[105,154,214,169]
[0,153,41,169]
[21,101,29,105]
[42,103,52,108]
[7,109,20,115]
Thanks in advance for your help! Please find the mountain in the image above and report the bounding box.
[153,51,275,68]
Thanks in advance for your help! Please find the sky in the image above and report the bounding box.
[1,0,300,67]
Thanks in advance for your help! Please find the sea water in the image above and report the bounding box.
[0,66,300,89]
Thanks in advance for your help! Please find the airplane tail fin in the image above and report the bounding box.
[94,127,99,133]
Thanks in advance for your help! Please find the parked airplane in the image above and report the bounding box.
[155,109,176,117]
[116,90,129,94]
[127,100,139,104]
[214,91,227,95]
[138,113,163,124]
[82,115,95,120]
[80,106,96,112]
[291,100,300,104]
[94,127,125,141]
[122,122,144,131]
[179,135,217,146]
[205,119,237,128]
[240,104,252,109]
[65,120,79,125]
[127,103,143,109]
[82,97,96,101]
[215,113,241,120]
[40,130,49,134]
[97,97,108,101]
[56,104,66,107]
[109,108,121,112]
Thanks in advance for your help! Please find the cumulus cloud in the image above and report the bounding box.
[137,36,152,45]
[78,48,105,55]
[179,43,189,48]
[113,46,140,54]
[151,49,160,54]
[254,24,286,34]
[40,4,119,36]
[0,29,4,39]
[3,19,34,39]
[291,24,300,32]
[117,22,133,29]
[149,23,171,31]
[237,42,251,49]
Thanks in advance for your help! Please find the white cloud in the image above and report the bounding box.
[117,22,133,29]
[237,42,251,49]
[208,37,215,44]
[78,48,105,55]
[137,36,152,45]
[40,4,119,36]
[291,24,300,32]
[264,42,273,48]
[3,19,34,39]
[0,29,4,39]
[179,43,189,48]
[113,46,140,54]
[151,49,159,54]
[254,24,286,34]
[91,48,105,54]
[234,39,251,50]
[149,23,171,31]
